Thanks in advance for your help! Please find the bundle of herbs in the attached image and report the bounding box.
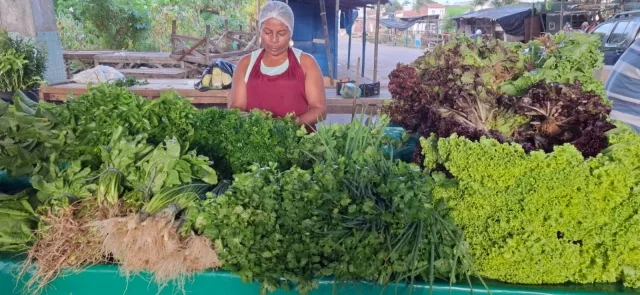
[0,189,37,251]
[21,131,220,294]
[55,84,196,161]
[193,117,478,294]
[0,92,72,180]
[191,108,300,179]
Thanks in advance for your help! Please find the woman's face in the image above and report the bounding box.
[261,18,291,56]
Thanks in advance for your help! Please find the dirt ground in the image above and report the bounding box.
[336,35,425,88]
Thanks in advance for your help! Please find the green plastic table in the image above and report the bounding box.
[0,253,636,295]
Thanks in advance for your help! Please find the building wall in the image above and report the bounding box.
[288,1,338,78]
[0,0,36,37]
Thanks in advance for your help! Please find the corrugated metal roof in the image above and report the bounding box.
[452,6,532,21]
[379,15,431,30]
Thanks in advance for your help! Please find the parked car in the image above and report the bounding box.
[590,10,640,65]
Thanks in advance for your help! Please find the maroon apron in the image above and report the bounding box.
[246,47,314,132]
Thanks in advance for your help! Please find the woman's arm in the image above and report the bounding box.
[228,55,251,110]
[297,53,327,125]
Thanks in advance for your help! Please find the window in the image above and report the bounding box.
[606,21,630,46]
[592,22,615,44]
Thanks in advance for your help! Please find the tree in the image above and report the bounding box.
[472,0,520,7]
[384,0,404,17]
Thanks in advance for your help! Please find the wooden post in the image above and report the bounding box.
[362,6,366,77]
[335,0,340,73]
[205,25,211,64]
[560,1,564,32]
[529,3,534,42]
[351,57,361,121]
[373,0,381,82]
[257,0,262,47]
[319,0,335,85]
[171,20,177,53]
[347,28,352,69]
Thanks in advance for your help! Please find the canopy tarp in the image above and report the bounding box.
[287,0,390,9]
[452,6,534,36]
[340,9,359,35]
[379,15,430,31]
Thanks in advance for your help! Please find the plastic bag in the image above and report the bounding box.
[195,59,235,91]
[339,82,362,98]
[72,66,125,84]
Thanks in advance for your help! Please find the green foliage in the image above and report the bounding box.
[191,108,300,179]
[443,6,472,33]
[421,126,640,288]
[141,90,196,145]
[30,131,217,212]
[78,0,151,50]
[56,84,195,160]
[0,93,71,179]
[502,32,605,98]
[193,119,474,294]
[0,31,46,91]
[0,190,37,251]
[54,0,253,52]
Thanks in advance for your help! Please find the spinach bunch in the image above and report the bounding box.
[56,84,196,161]
[0,93,72,180]
[0,190,37,251]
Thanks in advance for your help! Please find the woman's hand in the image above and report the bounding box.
[297,53,327,125]
[228,55,251,110]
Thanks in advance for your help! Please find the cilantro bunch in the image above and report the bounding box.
[191,108,300,179]
[194,117,476,294]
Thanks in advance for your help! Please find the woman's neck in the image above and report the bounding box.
[262,49,289,67]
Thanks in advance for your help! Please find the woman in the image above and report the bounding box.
[229,1,327,131]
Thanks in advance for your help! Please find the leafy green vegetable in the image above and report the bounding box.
[0,189,37,251]
[56,84,196,161]
[194,118,474,294]
[191,108,300,179]
[501,32,605,98]
[0,30,46,92]
[0,95,72,179]
[421,125,640,288]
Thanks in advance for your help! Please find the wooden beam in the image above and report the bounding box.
[205,25,211,64]
[171,20,177,53]
[175,41,205,58]
[177,37,208,61]
[373,0,381,82]
[243,35,258,51]
[319,0,335,85]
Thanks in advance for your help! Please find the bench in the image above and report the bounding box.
[118,68,195,79]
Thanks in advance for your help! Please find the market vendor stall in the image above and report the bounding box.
[2,29,640,295]
[39,79,229,105]
[39,79,389,113]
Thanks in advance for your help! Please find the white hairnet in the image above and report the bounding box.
[259,1,295,34]
[475,29,482,35]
